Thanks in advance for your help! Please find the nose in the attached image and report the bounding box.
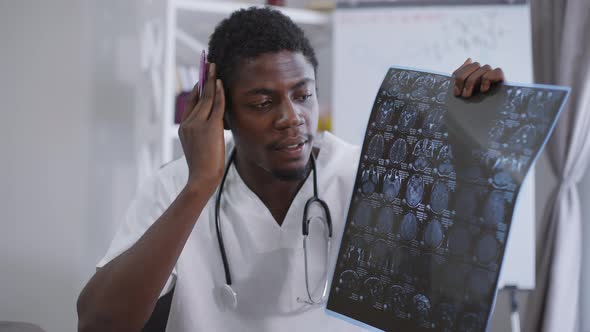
[274,99,304,130]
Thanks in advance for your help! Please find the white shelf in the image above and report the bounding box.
[174,0,330,26]
[169,123,180,140]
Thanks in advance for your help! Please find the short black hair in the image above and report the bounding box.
[207,6,318,91]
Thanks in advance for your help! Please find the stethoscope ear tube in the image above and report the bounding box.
[215,150,237,287]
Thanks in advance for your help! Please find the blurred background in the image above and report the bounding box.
[0,0,589,331]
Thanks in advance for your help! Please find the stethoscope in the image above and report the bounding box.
[215,149,333,309]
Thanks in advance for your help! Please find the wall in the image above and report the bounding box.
[0,1,91,331]
[0,1,142,331]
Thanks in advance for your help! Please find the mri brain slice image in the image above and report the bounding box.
[412,138,435,171]
[369,239,391,269]
[430,180,450,214]
[360,277,384,302]
[421,106,445,136]
[501,88,526,113]
[368,134,385,161]
[491,170,513,189]
[508,124,538,150]
[389,138,408,164]
[482,191,506,225]
[376,100,395,129]
[388,71,410,97]
[399,212,418,241]
[436,144,454,176]
[527,90,555,119]
[376,207,396,233]
[337,270,360,293]
[382,169,402,201]
[411,293,432,324]
[385,285,408,314]
[488,120,506,142]
[353,200,373,227]
[345,236,367,265]
[424,218,444,249]
[475,233,499,265]
[398,105,419,132]
[448,225,472,256]
[454,186,479,220]
[410,75,435,100]
[436,79,451,103]
[405,174,425,208]
[361,165,378,195]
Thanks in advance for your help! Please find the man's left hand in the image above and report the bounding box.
[452,58,505,98]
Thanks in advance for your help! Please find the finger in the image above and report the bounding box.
[181,82,200,123]
[453,62,480,96]
[209,79,226,121]
[481,68,505,92]
[190,63,217,122]
[462,64,492,97]
[452,58,473,77]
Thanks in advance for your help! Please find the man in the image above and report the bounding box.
[77,7,504,332]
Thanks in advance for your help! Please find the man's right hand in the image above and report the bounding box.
[178,63,227,194]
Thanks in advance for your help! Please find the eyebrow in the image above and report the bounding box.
[244,78,315,96]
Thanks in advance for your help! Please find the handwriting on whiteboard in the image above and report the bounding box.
[337,9,507,63]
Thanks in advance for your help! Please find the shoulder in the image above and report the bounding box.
[318,131,360,170]
[315,131,360,186]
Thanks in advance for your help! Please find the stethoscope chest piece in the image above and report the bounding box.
[221,284,238,309]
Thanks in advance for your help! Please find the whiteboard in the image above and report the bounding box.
[331,4,534,289]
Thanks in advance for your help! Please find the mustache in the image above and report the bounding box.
[268,133,314,150]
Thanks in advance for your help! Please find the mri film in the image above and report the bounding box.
[328,67,569,332]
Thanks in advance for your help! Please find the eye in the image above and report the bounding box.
[296,93,313,102]
[251,100,272,109]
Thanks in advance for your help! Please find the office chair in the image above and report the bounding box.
[0,322,45,332]
[142,287,174,332]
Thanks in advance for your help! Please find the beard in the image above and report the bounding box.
[271,161,312,181]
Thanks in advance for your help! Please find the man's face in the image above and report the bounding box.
[226,51,319,180]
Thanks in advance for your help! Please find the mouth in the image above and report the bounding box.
[274,138,309,159]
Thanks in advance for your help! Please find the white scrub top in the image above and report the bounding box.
[98,131,362,331]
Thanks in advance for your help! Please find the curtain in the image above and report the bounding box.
[524,0,590,331]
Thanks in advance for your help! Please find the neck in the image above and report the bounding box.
[233,151,314,226]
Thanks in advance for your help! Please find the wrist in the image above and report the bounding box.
[183,176,218,197]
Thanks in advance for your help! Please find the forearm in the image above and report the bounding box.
[77,184,213,332]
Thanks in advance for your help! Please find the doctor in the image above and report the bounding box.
[77,7,505,332]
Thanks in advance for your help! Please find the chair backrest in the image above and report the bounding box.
[0,322,45,332]
[142,287,174,332]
